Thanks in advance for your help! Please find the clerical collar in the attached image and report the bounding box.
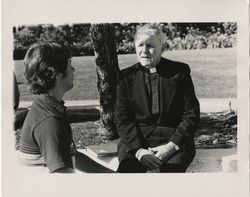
[149,67,157,74]
[140,64,157,74]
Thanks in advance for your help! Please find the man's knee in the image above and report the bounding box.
[117,158,147,173]
[160,163,188,172]
[160,150,193,172]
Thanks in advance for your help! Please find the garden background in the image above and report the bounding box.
[13,22,237,153]
[14,22,237,100]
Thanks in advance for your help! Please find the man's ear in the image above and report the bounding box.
[55,73,63,80]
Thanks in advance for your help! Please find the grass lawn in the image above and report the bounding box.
[14,48,236,101]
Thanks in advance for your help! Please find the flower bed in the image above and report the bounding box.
[195,110,237,149]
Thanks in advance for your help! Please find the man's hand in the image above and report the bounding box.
[135,148,163,171]
[140,154,163,171]
[149,142,178,162]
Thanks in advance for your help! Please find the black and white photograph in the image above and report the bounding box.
[1,0,249,197]
[13,22,237,173]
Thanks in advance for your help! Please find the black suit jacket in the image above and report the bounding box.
[115,57,200,162]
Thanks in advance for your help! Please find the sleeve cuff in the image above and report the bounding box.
[135,148,154,161]
[135,148,143,160]
[129,148,140,156]
[168,141,180,150]
[169,132,183,146]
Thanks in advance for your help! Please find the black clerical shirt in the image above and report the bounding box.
[143,67,159,121]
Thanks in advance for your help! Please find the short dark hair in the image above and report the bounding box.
[24,41,71,94]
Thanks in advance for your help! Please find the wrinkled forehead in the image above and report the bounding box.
[135,29,159,41]
[134,32,162,46]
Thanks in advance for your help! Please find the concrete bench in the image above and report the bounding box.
[76,147,237,173]
[187,148,237,172]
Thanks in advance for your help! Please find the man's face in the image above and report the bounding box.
[135,34,163,68]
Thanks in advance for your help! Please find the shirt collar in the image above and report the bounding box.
[38,94,66,114]
[149,67,157,73]
[139,65,157,74]
[138,58,162,74]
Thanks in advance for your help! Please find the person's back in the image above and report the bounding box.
[19,94,75,172]
[18,42,76,173]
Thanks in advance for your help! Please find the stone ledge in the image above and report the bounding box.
[187,148,237,173]
[76,147,237,173]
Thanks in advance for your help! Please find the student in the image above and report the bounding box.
[19,42,76,173]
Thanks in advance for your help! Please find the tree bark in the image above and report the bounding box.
[90,23,119,139]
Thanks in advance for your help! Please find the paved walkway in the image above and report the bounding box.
[187,148,237,172]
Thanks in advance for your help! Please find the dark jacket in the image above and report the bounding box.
[115,57,200,162]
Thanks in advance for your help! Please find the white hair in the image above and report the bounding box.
[134,23,167,49]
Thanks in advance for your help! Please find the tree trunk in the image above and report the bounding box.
[90,23,119,139]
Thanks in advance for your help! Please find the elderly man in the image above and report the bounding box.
[115,24,200,173]
[18,42,76,173]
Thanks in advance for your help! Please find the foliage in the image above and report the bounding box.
[13,22,237,60]
[195,110,237,149]
[13,24,93,59]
